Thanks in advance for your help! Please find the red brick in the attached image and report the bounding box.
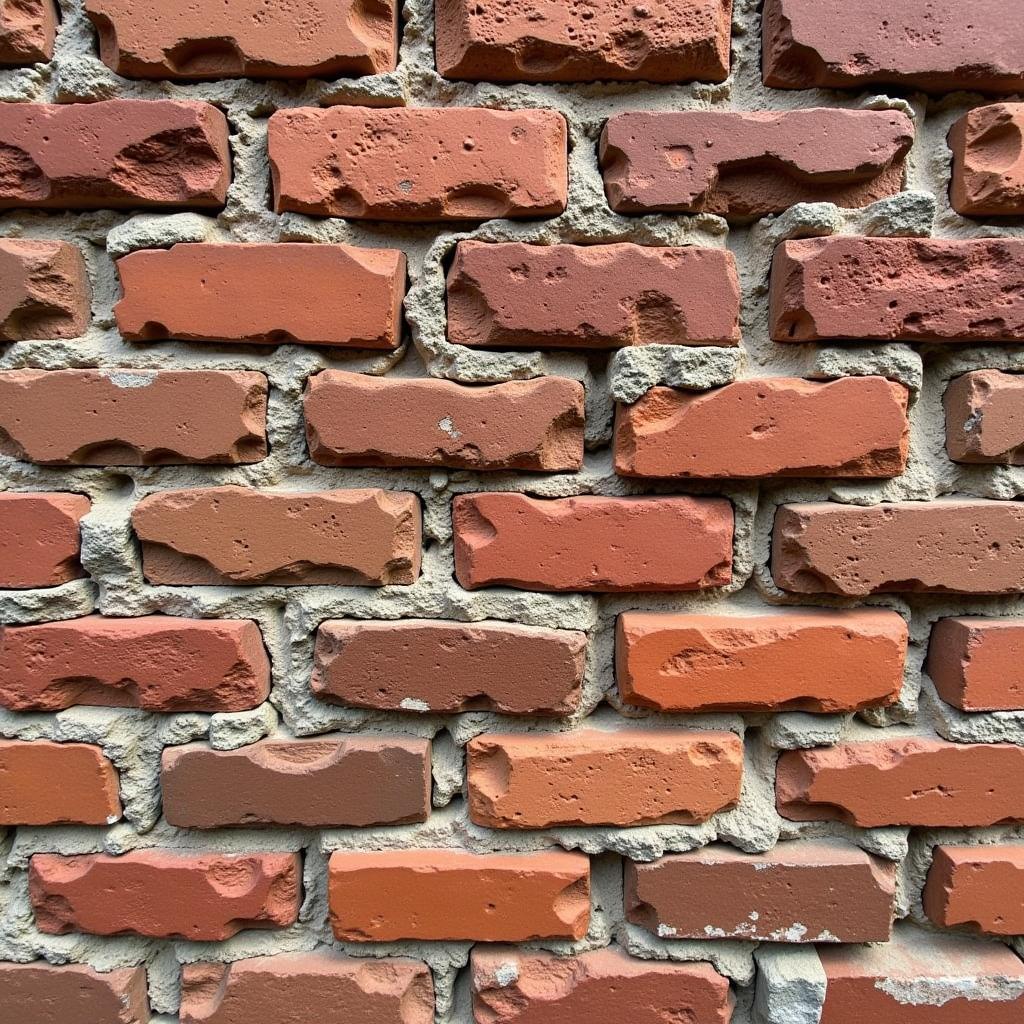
[446,241,741,349]
[30,851,300,940]
[928,617,1024,712]
[85,0,398,79]
[0,238,89,341]
[0,369,267,465]
[617,609,907,714]
[0,962,150,1024]
[312,619,586,715]
[179,954,433,1024]
[0,492,88,589]
[435,0,732,84]
[329,850,590,942]
[924,846,1024,936]
[269,106,567,221]
[601,109,913,220]
[615,377,909,479]
[0,100,230,210]
[944,370,1024,465]
[115,243,405,349]
[0,0,56,65]
[468,730,742,828]
[0,615,269,713]
[162,737,431,828]
[132,486,421,586]
[950,104,1024,216]
[305,371,584,471]
[0,740,120,826]
[626,841,895,943]
[454,493,733,593]
[777,738,1024,827]
[771,237,1024,344]
[762,0,1024,94]
[472,946,733,1024]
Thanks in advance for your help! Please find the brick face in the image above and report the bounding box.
[0,491,88,589]
[0,238,89,341]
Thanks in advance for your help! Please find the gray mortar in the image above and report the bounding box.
[753,944,826,1024]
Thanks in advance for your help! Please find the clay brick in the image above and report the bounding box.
[435,0,732,84]
[924,846,1024,936]
[269,106,567,221]
[328,850,590,942]
[0,615,270,713]
[454,493,733,593]
[0,740,120,826]
[179,953,433,1024]
[446,241,741,349]
[0,100,230,210]
[132,486,421,586]
[305,371,584,471]
[312,619,586,715]
[944,370,1024,465]
[468,730,742,828]
[771,237,1024,344]
[777,738,1024,827]
[928,617,1024,712]
[85,0,398,79]
[601,109,913,220]
[0,238,89,341]
[626,841,895,943]
[616,609,907,714]
[615,377,909,479]
[0,962,150,1024]
[950,104,1024,216]
[0,369,267,466]
[472,946,733,1024]
[162,736,431,828]
[30,851,300,940]
[115,243,405,349]
[0,0,56,65]
[762,0,1024,94]
[0,491,88,589]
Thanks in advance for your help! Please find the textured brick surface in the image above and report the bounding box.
[0,0,56,66]
[944,370,1024,465]
[923,846,1024,936]
[928,617,1024,711]
[950,104,1024,216]
[0,491,88,589]
[0,962,149,1024]
[0,238,89,341]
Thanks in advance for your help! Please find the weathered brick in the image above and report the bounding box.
[0,100,230,210]
[771,237,1024,344]
[773,501,1024,597]
[928,617,1024,712]
[762,0,1024,94]
[950,104,1024,216]
[179,953,433,1024]
[924,846,1024,936]
[615,377,909,479]
[132,487,421,586]
[626,841,895,943]
[115,243,405,349]
[312,619,586,716]
[0,740,120,826]
[0,0,56,65]
[305,371,584,471]
[329,850,590,941]
[0,369,267,465]
[944,370,1024,465]
[30,851,300,940]
[601,109,913,220]
[435,0,732,84]
[0,615,270,712]
[0,492,88,589]
[468,730,742,828]
[162,737,431,828]
[454,493,733,593]
[85,0,398,79]
[446,241,741,349]
[0,962,149,1024]
[270,106,567,220]
[617,609,907,713]
[777,738,1024,827]
[0,238,89,341]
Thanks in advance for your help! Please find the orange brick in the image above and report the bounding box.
[923,846,1024,936]
[928,617,1024,711]
[0,492,89,589]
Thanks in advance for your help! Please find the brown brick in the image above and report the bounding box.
[924,846,1024,936]
[305,371,584,471]
[0,0,56,65]
[0,492,88,589]
[601,109,913,220]
[950,104,1024,216]
[0,238,89,341]
[928,617,1024,712]
[270,106,567,221]
[446,241,741,349]
[0,962,149,1024]
[115,243,405,349]
[944,370,1024,465]
[312,619,586,716]
[132,486,421,586]
[0,100,230,210]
